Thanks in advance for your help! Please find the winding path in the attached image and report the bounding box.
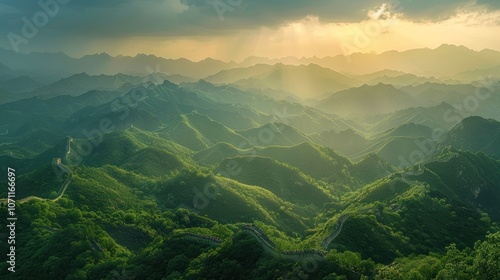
[2,137,74,205]
[182,224,327,260]
[400,151,460,186]
[18,160,73,203]
[27,137,73,202]
[321,215,349,250]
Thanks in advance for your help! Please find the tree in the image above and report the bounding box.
[471,232,500,280]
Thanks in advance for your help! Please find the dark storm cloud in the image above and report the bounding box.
[0,0,498,52]
[0,0,375,40]
[476,0,500,9]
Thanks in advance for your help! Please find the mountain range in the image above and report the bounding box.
[1,44,499,83]
[1,44,500,279]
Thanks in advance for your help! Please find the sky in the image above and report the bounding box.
[0,0,499,61]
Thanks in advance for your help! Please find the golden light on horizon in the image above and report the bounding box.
[77,7,500,62]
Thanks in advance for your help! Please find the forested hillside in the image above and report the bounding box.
[1,38,500,279]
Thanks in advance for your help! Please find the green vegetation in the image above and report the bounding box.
[215,156,333,207]
[443,116,500,158]
[1,70,499,279]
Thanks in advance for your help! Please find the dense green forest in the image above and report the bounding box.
[0,157,499,279]
[1,43,500,279]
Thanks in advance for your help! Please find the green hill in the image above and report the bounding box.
[282,107,355,134]
[351,153,395,183]
[2,48,500,279]
[0,164,68,199]
[257,142,352,182]
[310,128,368,157]
[30,72,141,98]
[0,75,43,93]
[0,129,61,158]
[311,150,498,263]
[161,113,248,151]
[21,138,69,172]
[414,149,500,221]
[161,116,208,150]
[215,156,332,207]
[72,131,146,166]
[375,136,437,168]
[365,73,441,87]
[374,123,435,140]
[366,102,462,133]
[194,142,248,166]
[237,122,309,147]
[154,170,311,234]
[442,116,500,157]
[206,63,359,99]
[317,83,415,116]
[120,147,186,177]
[67,128,191,168]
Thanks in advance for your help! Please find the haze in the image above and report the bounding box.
[1,0,500,61]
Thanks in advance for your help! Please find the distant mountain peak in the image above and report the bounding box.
[195,79,213,85]
[459,116,498,128]
[443,116,500,157]
[134,53,158,59]
[199,57,220,62]
[193,79,218,90]
[72,72,91,78]
[357,82,397,91]
[161,79,178,89]
[436,43,470,50]
[81,52,112,59]
[447,116,499,139]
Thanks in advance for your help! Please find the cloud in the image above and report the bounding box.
[475,0,500,9]
[0,0,498,54]
[181,0,500,25]
[2,0,497,38]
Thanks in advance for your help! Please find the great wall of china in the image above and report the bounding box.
[180,222,340,261]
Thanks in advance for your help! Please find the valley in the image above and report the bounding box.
[1,35,499,280]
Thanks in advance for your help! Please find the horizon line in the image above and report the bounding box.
[1,43,499,64]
